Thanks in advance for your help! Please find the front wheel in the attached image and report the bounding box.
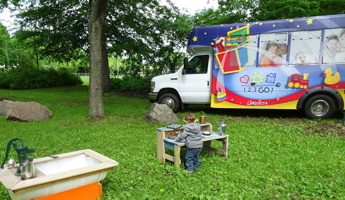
[304,95,335,119]
[158,93,181,112]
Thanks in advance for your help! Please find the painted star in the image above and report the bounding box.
[272,24,276,27]
[289,19,294,22]
[306,18,313,24]
[204,32,207,35]
[192,36,198,42]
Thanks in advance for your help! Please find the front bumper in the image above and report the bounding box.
[148,92,158,103]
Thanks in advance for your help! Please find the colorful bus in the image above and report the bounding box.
[149,14,345,119]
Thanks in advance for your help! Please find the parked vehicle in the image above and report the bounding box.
[149,14,345,119]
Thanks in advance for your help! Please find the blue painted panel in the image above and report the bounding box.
[188,14,345,47]
[164,141,175,150]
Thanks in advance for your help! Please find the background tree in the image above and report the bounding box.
[191,0,256,26]
[14,0,189,77]
[251,0,345,21]
[0,23,37,68]
[88,0,107,119]
[0,0,188,120]
[193,0,345,27]
[0,23,10,67]
[105,0,190,76]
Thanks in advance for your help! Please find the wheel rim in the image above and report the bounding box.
[162,98,175,109]
[310,100,329,117]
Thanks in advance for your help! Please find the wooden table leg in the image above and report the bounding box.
[173,145,181,168]
[203,140,212,149]
[156,131,165,163]
[222,136,229,157]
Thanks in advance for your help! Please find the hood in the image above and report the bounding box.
[184,123,201,134]
[152,67,182,82]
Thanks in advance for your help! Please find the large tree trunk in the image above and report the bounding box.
[102,36,111,93]
[88,0,108,119]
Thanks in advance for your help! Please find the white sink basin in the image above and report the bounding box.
[0,149,119,200]
[35,154,101,175]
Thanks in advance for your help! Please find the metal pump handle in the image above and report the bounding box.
[1,138,23,169]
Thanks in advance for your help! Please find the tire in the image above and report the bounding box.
[158,93,181,112]
[304,95,335,119]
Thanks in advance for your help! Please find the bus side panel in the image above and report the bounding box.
[207,17,345,110]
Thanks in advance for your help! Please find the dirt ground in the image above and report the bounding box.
[229,116,345,138]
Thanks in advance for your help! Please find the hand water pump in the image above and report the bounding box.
[1,138,36,179]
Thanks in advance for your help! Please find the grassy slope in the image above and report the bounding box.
[0,86,344,199]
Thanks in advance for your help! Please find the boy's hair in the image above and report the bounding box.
[265,43,278,51]
[279,43,289,52]
[185,113,196,123]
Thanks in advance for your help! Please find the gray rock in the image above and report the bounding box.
[145,103,179,124]
[0,100,14,116]
[6,102,52,122]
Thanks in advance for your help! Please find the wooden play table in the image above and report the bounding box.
[156,123,228,168]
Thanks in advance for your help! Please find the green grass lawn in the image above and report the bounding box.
[79,75,89,86]
[0,86,344,199]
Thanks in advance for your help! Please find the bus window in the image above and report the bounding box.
[323,28,345,64]
[259,33,288,67]
[186,55,209,74]
[247,35,258,67]
[290,30,321,65]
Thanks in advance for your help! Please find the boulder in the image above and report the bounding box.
[145,103,179,124]
[0,100,14,116]
[6,102,52,122]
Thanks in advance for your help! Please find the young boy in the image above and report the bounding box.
[174,113,203,173]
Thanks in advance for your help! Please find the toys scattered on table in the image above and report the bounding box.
[166,124,182,129]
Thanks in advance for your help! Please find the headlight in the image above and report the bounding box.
[150,81,155,92]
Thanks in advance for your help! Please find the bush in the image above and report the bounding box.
[110,76,151,93]
[0,67,83,89]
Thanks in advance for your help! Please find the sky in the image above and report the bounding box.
[0,1,219,28]
[169,0,218,14]
[0,9,13,28]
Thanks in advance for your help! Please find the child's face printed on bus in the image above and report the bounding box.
[276,45,288,56]
[268,45,277,54]
[327,38,339,50]
[296,52,306,64]
[340,34,345,47]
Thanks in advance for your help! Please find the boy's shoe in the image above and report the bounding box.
[184,170,193,173]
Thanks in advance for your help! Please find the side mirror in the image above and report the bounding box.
[182,57,188,75]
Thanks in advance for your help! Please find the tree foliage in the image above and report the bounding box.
[191,0,345,27]
[6,0,189,77]
[1,0,345,71]
[0,23,9,66]
[15,0,88,62]
[105,0,190,76]
[251,0,345,21]
[191,0,256,26]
